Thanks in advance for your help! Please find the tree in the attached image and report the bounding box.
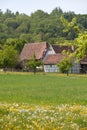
[60,16,80,40]
[5,18,19,29]
[0,45,18,70]
[63,11,75,22]
[25,54,42,74]
[6,38,26,53]
[77,14,87,29]
[20,34,34,43]
[74,33,87,60]
[51,7,63,17]
[58,58,72,76]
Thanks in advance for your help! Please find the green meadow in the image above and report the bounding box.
[0,73,87,129]
[0,73,87,105]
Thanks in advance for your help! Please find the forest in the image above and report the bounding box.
[0,7,87,50]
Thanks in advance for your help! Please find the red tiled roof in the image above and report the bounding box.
[19,42,47,61]
[44,54,66,64]
[52,44,74,53]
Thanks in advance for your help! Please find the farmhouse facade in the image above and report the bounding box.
[19,42,49,69]
[43,54,66,72]
[19,42,87,73]
[43,44,80,73]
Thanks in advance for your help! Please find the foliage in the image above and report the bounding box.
[0,45,18,69]
[60,16,80,40]
[6,38,27,53]
[25,54,42,73]
[77,14,87,29]
[63,11,75,22]
[0,8,86,45]
[58,58,72,75]
[74,33,87,60]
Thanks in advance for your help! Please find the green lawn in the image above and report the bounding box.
[0,73,87,105]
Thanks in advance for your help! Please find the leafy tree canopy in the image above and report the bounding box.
[0,45,18,69]
[0,7,86,45]
[58,58,72,75]
[74,32,87,60]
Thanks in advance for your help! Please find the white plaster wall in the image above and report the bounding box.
[44,63,80,73]
[44,65,59,72]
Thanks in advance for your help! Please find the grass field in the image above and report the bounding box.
[0,72,87,105]
[0,73,87,129]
